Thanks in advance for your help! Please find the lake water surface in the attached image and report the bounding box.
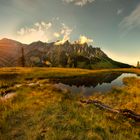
[50,73,139,96]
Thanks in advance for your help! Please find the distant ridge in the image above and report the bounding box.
[0,38,132,69]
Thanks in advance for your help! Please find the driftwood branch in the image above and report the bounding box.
[80,99,140,122]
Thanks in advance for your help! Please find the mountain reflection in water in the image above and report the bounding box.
[49,73,138,96]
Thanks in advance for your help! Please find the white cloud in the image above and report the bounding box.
[17,21,53,43]
[16,20,94,45]
[16,19,73,44]
[55,23,73,45]
[53,32,60,38]
[75,35,93,44]
[117,8,123,16]
[120,4,140,32]
[16,19,93,45]
[62,0,95,6]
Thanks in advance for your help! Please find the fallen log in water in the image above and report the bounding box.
[80,99,140,121]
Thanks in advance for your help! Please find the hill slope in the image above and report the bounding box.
[0,38,131,68]
[0,38,26,66]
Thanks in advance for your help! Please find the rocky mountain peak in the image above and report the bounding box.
[0,38,131,68]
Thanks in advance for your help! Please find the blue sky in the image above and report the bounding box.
[0,0,140,65]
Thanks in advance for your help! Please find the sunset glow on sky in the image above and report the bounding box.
[0,0,140,65]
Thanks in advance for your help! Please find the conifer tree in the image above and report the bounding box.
[137,61,140,68]
[21,47,25,67]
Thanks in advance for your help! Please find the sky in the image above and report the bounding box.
[0,0,140,65]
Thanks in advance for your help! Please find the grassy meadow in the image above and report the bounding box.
[0,67,140,140]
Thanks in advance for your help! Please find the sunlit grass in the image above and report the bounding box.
[0,67,140,140]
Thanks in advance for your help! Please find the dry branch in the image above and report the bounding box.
[80,99,140,121]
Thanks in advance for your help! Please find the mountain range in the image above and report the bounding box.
[0,38,131,69]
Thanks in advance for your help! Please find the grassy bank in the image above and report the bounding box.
[0,67,140,140]
[0,67,139,79]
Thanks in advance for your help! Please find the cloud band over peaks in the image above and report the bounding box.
[62,0,95,6]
